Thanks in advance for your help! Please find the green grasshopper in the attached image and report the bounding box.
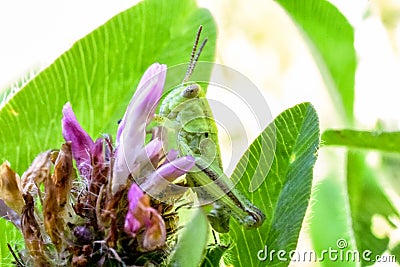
[158,26,265,233]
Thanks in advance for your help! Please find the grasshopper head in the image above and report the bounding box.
[159,83,205,119]
[182,84,200,98]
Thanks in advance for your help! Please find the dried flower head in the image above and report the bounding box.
[0,161,24,214]
[0,63,197,266]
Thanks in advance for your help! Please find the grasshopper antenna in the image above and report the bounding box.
[182,25,208,84]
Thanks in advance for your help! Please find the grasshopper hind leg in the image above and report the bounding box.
[185,172,231,233]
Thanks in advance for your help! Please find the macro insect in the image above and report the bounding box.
[157,26,265,233]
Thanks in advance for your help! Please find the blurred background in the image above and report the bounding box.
[1,0,400,266]
[1,0,399,127]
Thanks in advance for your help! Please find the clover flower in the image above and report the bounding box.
[0,63,195,266]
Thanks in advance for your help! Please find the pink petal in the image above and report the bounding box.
[115,63,167,146]
[127,183,144,210]
[62,102,94,179]
[165,149,179,164]
[124,212,141,236]
[113,63,167,194]
[140,156,195,200]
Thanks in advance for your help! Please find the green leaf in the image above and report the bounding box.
[201,243,230,267]
[0,0,216,174]
[309,175,357,267]
[390,243,400,265]
[322,129,400,153]
[169,208,209,267]
[227,102,320,266]
[324,129,400,264]
[322,130,400,263]
[0,219,23,266]
[347,151,399,266]
[275,0,356,122]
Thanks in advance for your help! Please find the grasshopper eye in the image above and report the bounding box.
[182,84,200,98]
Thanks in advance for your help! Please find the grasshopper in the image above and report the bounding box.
[158,26,265,233]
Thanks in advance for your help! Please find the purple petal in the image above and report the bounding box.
[62,103,94,178]
[91,138,104,162]
[124,183,146,236]
[124,139,164,187]
[90,138,109,185]
[113,63,167,194]
[165,149,179,164]
[91,138,106,170]
[156,156,195,181]
[124,212,141,236]
[127,183,144,210]
[124,182,166,243]
[134,139,163,166]
[140,156,195,199]
[116,63,167,146]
